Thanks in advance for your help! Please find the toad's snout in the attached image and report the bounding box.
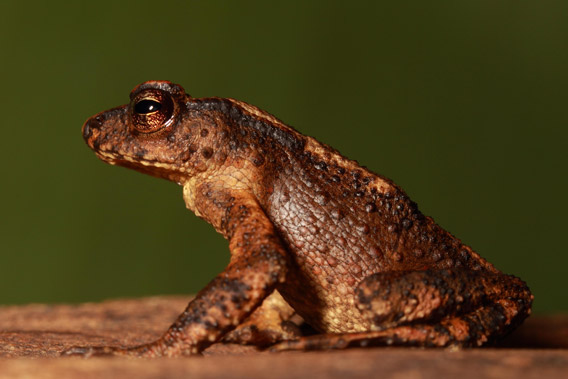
[82,106,127,149]
[82,114,106,151]
[82,116,97,142]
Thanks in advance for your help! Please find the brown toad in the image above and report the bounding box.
[67,81,532,357]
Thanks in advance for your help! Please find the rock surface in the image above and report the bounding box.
[0,296,566,378]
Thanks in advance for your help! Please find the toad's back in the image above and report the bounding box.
[252,130,495,332]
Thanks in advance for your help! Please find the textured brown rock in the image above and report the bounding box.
[0,297,566,378]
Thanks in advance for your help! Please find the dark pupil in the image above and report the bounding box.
[135,99,162,114]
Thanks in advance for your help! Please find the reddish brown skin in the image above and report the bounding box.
[65,81,532,357]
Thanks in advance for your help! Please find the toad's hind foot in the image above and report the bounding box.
[269,323,464,352]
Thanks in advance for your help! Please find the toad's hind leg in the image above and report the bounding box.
[272,269,532,351]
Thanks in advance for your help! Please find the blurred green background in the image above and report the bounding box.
[0,1,566,313]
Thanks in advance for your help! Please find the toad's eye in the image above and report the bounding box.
[134,99,162,114]
[130,89,175,133]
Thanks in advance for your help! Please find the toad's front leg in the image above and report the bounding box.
[62,191,288,358]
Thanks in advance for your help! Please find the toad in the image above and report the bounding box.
[67,81,532,357]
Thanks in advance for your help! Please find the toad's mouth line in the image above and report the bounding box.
[95,150,191,178]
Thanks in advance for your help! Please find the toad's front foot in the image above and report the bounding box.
[61,345,122,358]
[60,343,168,358]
